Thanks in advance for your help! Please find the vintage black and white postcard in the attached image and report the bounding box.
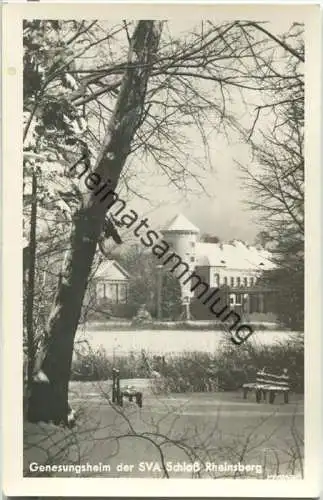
[2,2,321,497]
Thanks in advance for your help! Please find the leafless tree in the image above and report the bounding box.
[24,377,304,479]
[24,19,304,422]
[237,23,304,328]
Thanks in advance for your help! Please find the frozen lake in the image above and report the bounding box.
[75,328,299,357]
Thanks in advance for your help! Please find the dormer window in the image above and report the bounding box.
[220,260,226,264]
[259,262,264,266]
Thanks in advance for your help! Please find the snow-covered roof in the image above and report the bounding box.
[163,214,200,234]
[94,260,130,281]
[196,240,275,271]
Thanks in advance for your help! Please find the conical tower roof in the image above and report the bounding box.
[163,214,200,234]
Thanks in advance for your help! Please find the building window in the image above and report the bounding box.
[237,277,241,287]
[229,294,235,305]
[244,277,248,287]
[110,284,118,303]
[118,284,128,304]
[223,277,228,286]
[235,293,242,305]
[190,256,195,262]
[249,294,260,313]
[97,282,106,299]
[230,277,234,287]
[250,277,254,287]
[191,241,195,248]
[96,281,129,304]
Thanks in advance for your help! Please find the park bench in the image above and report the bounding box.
[242,368,290,404]
[112,368,143,408]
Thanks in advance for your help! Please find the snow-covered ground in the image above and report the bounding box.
[75,328,298,357]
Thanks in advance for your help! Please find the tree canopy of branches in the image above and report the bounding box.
[116,246,182,320]
[23,19,305,423]
[239,23,304,329]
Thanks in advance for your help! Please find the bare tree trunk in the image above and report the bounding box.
[28,21,163,424]
[26,169,37,407]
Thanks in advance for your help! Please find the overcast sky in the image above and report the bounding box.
[31,17,301,247]
[122,136,256,243]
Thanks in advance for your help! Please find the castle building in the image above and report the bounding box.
[162,214,200,302]
[162,214,276,318]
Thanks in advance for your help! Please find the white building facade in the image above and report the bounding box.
[162,214,276,317]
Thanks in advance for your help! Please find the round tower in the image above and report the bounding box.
[162,214,200,302]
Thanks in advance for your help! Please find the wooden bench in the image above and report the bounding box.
[242,368,290,404]
[112,368,143,408]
